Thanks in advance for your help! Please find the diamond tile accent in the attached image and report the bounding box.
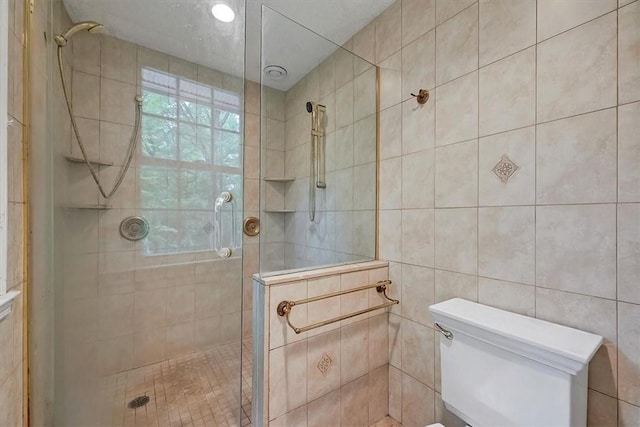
[317,353,333,374]
[492,154,520,183]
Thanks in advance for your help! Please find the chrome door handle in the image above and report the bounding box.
[214,191,235,258]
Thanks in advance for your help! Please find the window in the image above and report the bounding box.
[139,68,242,256]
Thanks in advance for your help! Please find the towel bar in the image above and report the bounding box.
[277,280,399,334]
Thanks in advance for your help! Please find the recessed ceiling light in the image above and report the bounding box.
[264,65,287,80]
[211,4,235,23]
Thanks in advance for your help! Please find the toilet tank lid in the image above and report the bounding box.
[429,298,603,373]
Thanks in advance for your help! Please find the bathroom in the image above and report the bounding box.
[0,0,638,426]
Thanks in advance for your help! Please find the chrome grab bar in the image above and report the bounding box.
[277,280,399,334]
[214,191,235,258]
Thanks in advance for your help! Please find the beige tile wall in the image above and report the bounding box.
[244,80,261,340]
[368,0,640,426]
[0,0,26,424]
[259,42,378,273]
[51,16,256,424]
[253,261,391,426]
[59,30,246,378]
[258,83,287,271]
[18,1,260,423]
[27,1,69,424]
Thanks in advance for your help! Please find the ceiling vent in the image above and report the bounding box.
[263,65,287,81]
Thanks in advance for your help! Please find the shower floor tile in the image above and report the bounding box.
[371,416,403,427]
[99,339,252,427]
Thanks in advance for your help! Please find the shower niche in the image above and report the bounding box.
[259,6,378,275]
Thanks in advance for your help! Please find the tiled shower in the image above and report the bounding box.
[48,4,250,425]
[259,7,378,274]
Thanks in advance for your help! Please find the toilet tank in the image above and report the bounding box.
[429,299,602,427]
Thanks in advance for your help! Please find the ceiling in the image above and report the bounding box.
[62,0,394,91]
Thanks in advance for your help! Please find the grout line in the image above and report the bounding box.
[384,201,622,210]
[534,0,538,317]
[615,4,620,421]
[381,101,626,154]
[436,0,479,32]
[537,7,620,45]
[433,2,439,304]
[391,258,631,305]
[476,0,480,302]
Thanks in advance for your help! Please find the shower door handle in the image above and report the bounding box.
[214,191,235,258]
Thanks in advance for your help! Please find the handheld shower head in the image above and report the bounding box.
[306,101,326,114]
[55,21,104,47]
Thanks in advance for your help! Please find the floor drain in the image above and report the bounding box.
[127,395,150,409]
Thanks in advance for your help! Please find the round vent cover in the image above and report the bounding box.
[263,65,287,80]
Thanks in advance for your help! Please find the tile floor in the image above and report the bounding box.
[99,340,252,427]
[371,416,403,427]
[96,338,400,427]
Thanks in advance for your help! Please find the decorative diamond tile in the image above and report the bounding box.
[492,154,520,183]
[316,353,332,374]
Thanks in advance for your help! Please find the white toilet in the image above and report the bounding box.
[426,298,603,427]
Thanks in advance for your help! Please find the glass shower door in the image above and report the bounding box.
[46,1,248,425]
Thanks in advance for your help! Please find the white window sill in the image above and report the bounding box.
[0,291,19,323]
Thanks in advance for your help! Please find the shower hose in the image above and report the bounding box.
[56,46,143,199]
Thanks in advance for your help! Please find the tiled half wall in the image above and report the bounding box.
[252,261,392,426]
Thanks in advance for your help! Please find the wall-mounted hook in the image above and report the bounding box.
[411,89,429,104]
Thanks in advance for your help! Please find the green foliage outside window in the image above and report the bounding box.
[139,68,243,255]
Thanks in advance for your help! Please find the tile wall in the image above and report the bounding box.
[20,2,261,423]
[51,15,257,425]
[3,1,260,423]
[259,45,377,273]
[244,80,261,339]
[259,84,287,272]
[29,1,65,424]
[0,0,26,424]
[365,0,640,426]
[60,29,246,376]
[253,260,391,426]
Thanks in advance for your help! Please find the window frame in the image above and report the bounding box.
[139,68,243,257]
[0,0,9,296]
[0,0,19,321]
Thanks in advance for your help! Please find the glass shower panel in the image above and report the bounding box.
[48,1,247,425]
[259,6,377,275]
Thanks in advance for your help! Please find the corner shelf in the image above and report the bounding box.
[64,204,113,210]
[263,209,296,213]
[65,155,114,167]
[264,177,295,183]
[0,291,20,323]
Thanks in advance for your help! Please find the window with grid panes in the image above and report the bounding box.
[139,67,242,255]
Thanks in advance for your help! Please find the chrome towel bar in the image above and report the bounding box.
[277,280,399,334]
